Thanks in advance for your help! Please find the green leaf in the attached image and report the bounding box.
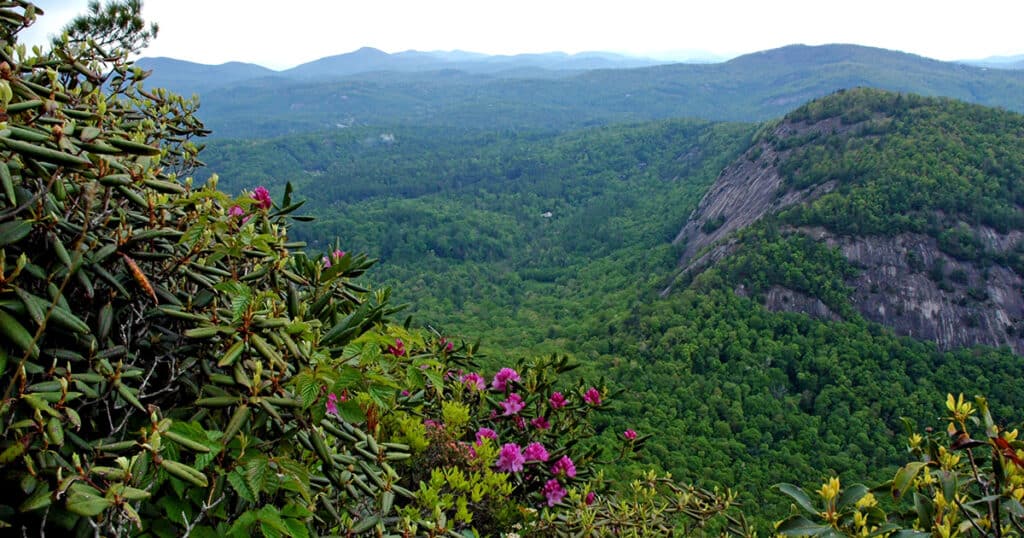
[282,518,310,538]
[245,455,271,496]
[256,505,290,538]
[775,483,818,515]
[836,483,868,510]
[0,219,32,246]
[227,510,258,538]
[367,384,393,409]
[1004,497,1024,518]
[18,486,51,512]
[227,468,257,503]
[292,372,318,408]
[892,462,927,500]
[337,400,367,424]
[335,366,362,388]
[775,515,835,536]
[66,489,114,517]
[281,502,313,519]
[912,492,935,531]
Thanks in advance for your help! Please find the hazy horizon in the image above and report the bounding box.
[20,1,1024,70]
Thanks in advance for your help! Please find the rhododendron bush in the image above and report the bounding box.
[0,2,749,536]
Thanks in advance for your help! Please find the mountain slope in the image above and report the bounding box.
[191,44,1024,139]
[672,88,1024,353]
[134,57,277,95]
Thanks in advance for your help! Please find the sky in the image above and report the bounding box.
[18,0,1024,70]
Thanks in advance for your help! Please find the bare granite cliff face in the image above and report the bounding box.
[671,115,1024,354]
[778,229,1024,353]
[672,117,848,265]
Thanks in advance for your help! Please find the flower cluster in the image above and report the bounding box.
[492,368,520,391]
[251,186,272,210]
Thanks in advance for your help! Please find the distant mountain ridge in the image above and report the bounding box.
[172,43,1024,139]
[135,47,666,95]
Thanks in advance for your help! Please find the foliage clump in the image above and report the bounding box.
[0,2,750,536]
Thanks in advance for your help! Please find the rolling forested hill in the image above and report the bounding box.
[200,89,1024,526]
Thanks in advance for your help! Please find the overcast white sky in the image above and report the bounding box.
[18,1,1024,70]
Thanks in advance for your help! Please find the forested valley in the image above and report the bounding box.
[201,90,1024,526]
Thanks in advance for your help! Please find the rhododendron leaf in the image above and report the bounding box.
[65,488,114,517]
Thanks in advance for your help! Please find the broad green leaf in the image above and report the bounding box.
[775,483,818,515]
[227,509,258,538]
[912,491,934,531]
[836,483,869,510]
[1004,497,1024,518]
[775,515,835,536]
[227,468,257,503]
[245,455,271,496]
[892,462,927,500]
[18,486,51,512]
[66,489,114,517]
[256,505,289,537]
[292,372,319,407]
[337,400,367,424]
[283,518,310,538]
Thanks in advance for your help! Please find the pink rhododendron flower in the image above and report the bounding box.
[549,392,567,409]
[251,186,272,210]
[475,427,498,444]
[440,337,454,352]
[523,442,549,462]
[228,205,245,218]
[423,419,442,429]
[515,416,526,430]
[325,393,339,415]
[585,491,596,505]
[491,367,520,391]
[531,416,550,430]
[461,372,486,391]
[500,393,525,416]
[543,479,567,506]
[387,338,405,356]
[551,455,576,478]
[496,443,525,472]
[583,387,602,406]
[624,429,637,440]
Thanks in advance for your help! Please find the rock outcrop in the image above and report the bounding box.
[671,97,1024,354]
